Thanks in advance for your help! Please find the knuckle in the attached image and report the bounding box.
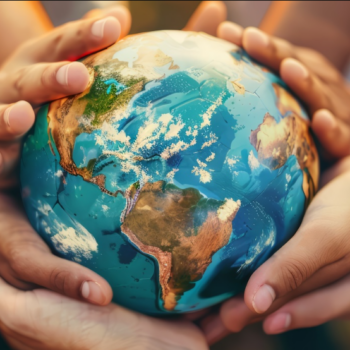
[40,64,56,90]
[49,267,76,294]
[279,258,312,292]
[12,67,27,97]
[7,244,29,276]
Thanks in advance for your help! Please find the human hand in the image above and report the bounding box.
[184,1,226,36]
[200,156,350,343]
[217,22,350,159]
[0,10,130,188]
[0,192,113,305]
[0,277,208,350]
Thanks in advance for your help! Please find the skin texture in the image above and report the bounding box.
[0,2,227,349]
[0,276,208,350]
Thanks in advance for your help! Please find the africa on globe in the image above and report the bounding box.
[21,30,319,315]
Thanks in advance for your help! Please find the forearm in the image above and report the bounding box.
[0,1,53,65]
[260,1,350,71]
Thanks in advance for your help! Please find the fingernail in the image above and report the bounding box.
[56,63,71,86]
[266,313,291,334]
[246,27,269,47]
[284,58,309,79]
[315,109,337,130]
[4,106,11,128]
[81,281,106,304]
[202,316,227,344]
[4,101,34,135]
[91,18,109,38]
[252,284,276,313]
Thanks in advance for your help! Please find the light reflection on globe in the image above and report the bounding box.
[20,31,319,315]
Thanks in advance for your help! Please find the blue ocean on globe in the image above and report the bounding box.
[20,31,319,315]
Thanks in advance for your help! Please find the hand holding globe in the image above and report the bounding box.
[20,30,319,316]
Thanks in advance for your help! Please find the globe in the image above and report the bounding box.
[21,30,319,315]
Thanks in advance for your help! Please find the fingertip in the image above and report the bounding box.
[263,312,291,335]
[65,62,90,92]
[101,16,121,42]
[103,6,131,38]
[81,279,113,306]
[312,109,350,158]
[219,298,247,332]
[242,27,269,53]
[217,21,243,46]
[200,315,228,345]
[312,109,337,132]
[185,0,226,35]
[4,101,35,136]
[280,58,309,83]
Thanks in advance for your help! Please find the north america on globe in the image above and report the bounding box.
[21,30,319,315]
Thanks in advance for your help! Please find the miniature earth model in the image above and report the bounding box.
[20,30,319,315]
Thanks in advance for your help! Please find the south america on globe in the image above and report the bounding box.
[20,31,319,315]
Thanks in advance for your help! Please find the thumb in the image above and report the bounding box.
[244,171,350,314]
[244,220,337,314]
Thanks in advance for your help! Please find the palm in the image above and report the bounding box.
[0,278,208,350]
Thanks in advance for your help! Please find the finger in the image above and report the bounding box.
[219,296,258,332]
[0,260,34,290]
[241,27,295,72]
[217,21,243,46]
[0,196,113,305]
[12,249,113,306]
[241,28,345,125]
[200,314,230,346]
[263,274,350,334]
[0,61,89,105]
[219,248,350,332]
[243,172,350,315]
[15,16,121,65]
[184,1,227,36]
[83,6,131,39]
[311,109,350,158]
[280,58,333,114]
[0,102,34,141]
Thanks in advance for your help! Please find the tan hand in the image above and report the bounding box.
[218,22,350,159]
[0,193,112,305]
[0,277,208,350]
[0,10,132,188]
[201,156,350,344]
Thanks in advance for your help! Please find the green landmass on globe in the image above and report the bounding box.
[21,30,319,314]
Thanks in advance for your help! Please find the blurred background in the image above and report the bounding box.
[1,1,350,349]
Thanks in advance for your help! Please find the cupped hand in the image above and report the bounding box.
[0,10,132,188]
[0,277,208,350]
[0,193,113,305]
[217,22,350,159]
[201,156,350,343]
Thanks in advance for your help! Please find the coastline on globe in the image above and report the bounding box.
[20,30,319,315]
